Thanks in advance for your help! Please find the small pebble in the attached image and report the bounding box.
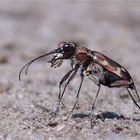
[3,42,16,51]
[0,53,8,63]
[57,124,66,131]
[16,93,23,99]
[48,122,58,127]
[0,82,12,94]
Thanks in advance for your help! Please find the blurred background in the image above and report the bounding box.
[0,1,140,140]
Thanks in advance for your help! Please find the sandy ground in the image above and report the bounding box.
[0,1,140,140]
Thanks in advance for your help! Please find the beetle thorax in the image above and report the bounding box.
[70,47,91,69]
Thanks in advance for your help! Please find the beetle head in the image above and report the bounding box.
[19,42,77,80]
[52,42,77,59]
[47,42,77,68]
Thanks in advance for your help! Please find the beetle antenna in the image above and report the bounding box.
[19,52,52,81]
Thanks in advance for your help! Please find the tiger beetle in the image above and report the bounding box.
[19,42,140,117]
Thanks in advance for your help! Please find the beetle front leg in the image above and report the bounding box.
[49,69,77,119]
[57,69,78,111]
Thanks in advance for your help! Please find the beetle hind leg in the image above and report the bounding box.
[127,88,140,109]
[109,80,140,109]
[91,84,101,111]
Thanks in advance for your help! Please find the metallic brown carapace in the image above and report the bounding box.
[19,42,140,113]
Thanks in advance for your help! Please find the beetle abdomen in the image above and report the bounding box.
[100,71,133,88]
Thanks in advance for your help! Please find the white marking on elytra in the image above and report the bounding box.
[114,67,122,77]
[93,55,109,66]
[93,56,97,60]
[100,60,109,66]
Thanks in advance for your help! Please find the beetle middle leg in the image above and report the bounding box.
[71,69,84,112]
[87,73,101,110]
[87,73,102,126]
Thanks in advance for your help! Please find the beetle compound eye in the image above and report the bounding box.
[65,44,69,47]
[64,43,71,48]
[63,43,73,51]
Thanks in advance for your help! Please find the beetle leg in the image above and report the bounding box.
[106,80,140,109]
[131,84,140,101]
[87,74,101,110]
[91,84,101,110]
[90,84,101,128]
[71,69,84,112]
[59,70,78,99]
[88,75,100,86]
[56,69,78,113]
[50,69,77,119]
[127,88,140,109]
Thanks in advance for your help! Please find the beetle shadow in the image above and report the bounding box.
[72,111,140,122]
